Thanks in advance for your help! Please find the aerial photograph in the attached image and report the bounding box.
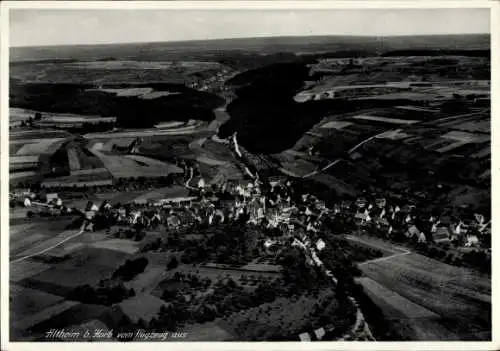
[6,5,492,343]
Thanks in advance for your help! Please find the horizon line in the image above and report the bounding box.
[10,32,490,49]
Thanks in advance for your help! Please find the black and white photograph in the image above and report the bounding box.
[1,1,497,347]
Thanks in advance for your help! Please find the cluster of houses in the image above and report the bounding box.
[12,169,491,254]
[69,176,330,246]
[351,196,490,248]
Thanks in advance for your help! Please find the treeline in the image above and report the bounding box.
[66,282,135,306]
[381,49,490,58]
[10,82,225,128]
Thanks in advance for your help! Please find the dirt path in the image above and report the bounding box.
[10,226,85,264]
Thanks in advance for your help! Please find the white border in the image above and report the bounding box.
[1,1,498,351]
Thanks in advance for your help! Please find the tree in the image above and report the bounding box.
[167,257,179,270]
[34,112,42,120]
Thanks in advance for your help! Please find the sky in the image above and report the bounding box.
[10,8,490,47]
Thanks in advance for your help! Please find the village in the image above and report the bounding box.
[10,162,491,275]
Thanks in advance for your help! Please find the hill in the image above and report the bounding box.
[10,34,490,63]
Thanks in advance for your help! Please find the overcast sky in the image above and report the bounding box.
[10,8,490,47]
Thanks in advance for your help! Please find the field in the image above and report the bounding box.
[10,219,77,258]
[132,185,189,203]
[8,228,130,339]
[41,169,113,188]
[10,284,65,321]
[320,121,354,130]
[351,114,420,125]
[15,247,130,297]
[12,138,67,156]
[118,293,166,323]
[89,148,183,178]
[348,235,491,340]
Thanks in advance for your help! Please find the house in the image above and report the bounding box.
[406,225,421,238]
[314,327,326,341]
[316,238,326,251]
[465,234,479,247]
[418,232,427,243]
[433,227,451,243]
